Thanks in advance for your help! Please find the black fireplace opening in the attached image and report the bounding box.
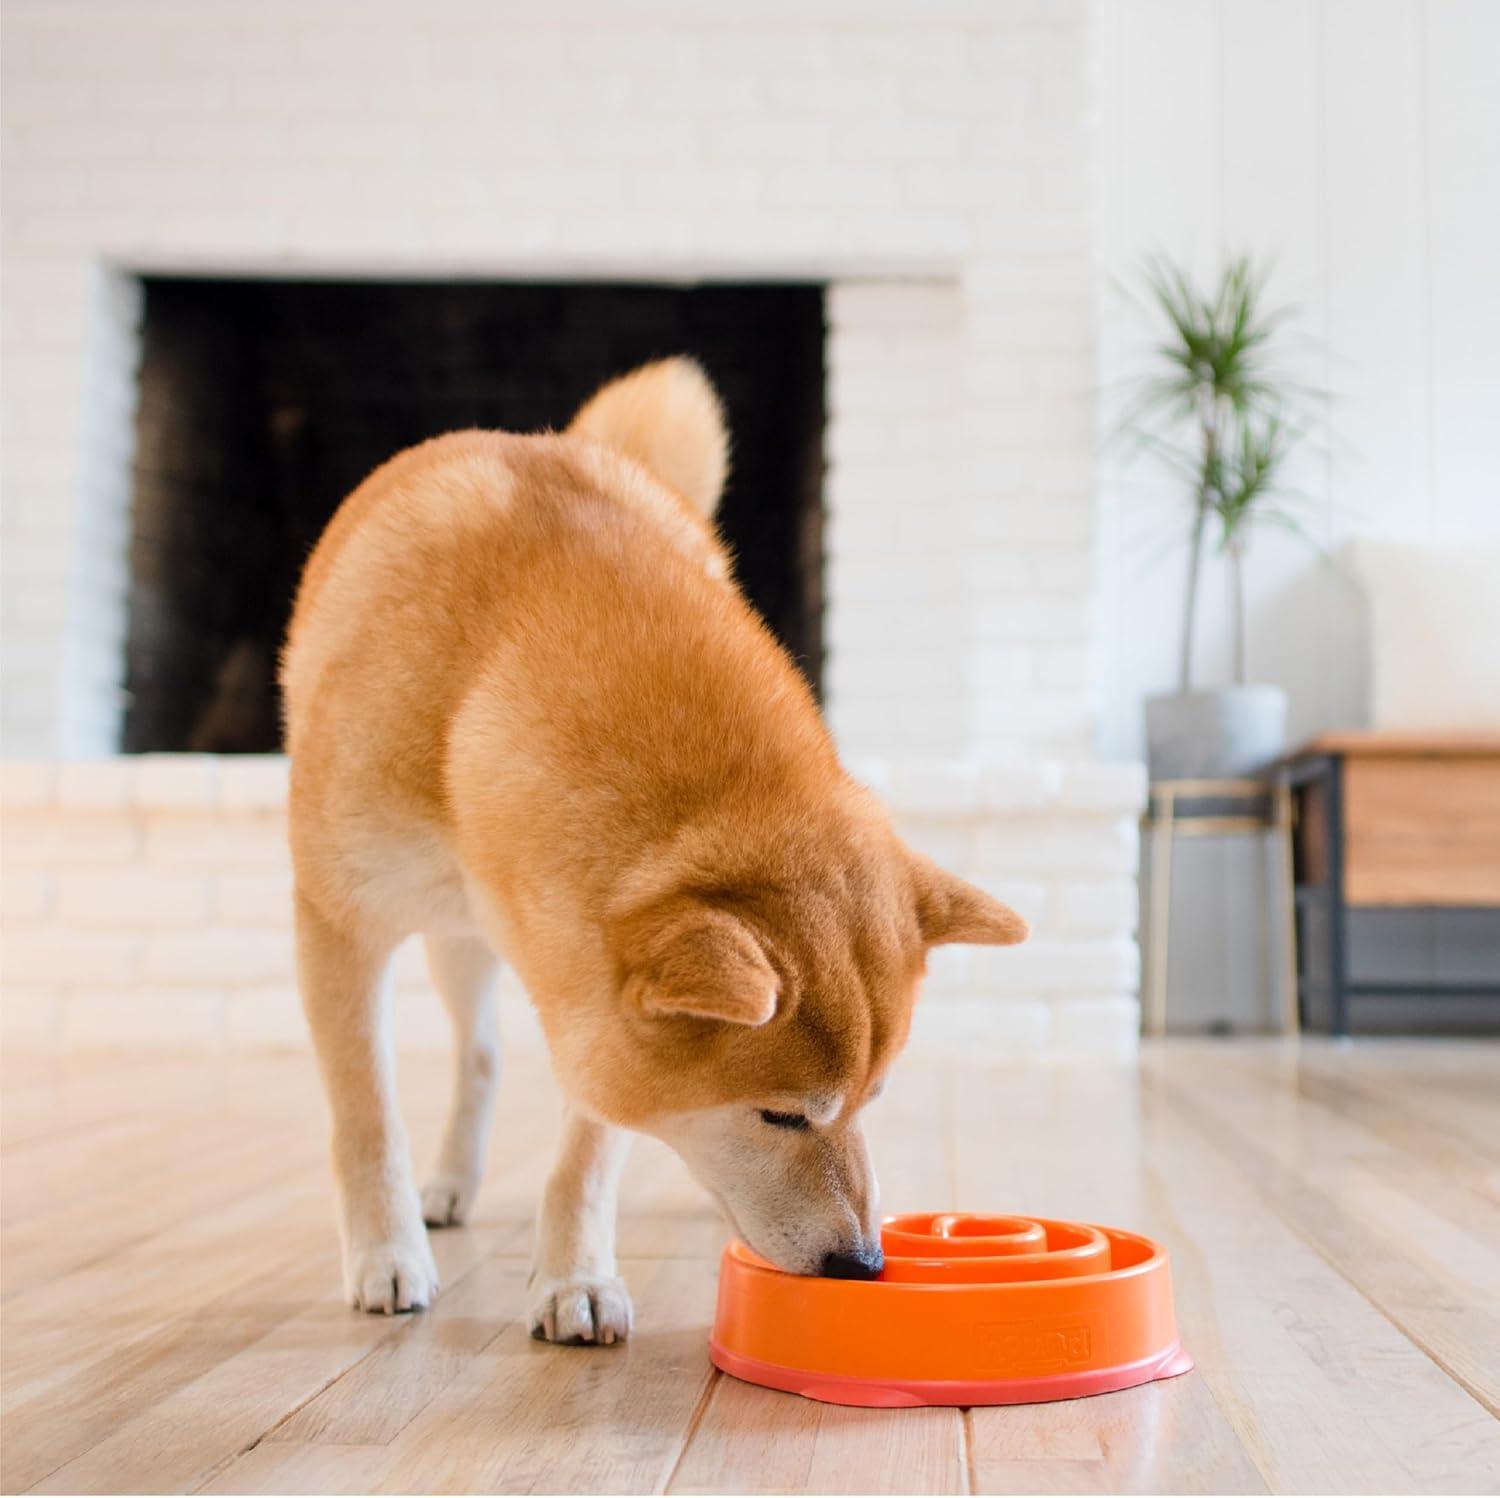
[122,279,826,753]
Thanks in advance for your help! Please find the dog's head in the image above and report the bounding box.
[571,805,1028,1278]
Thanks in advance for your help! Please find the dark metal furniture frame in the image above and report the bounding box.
[1279,750,1500,1037]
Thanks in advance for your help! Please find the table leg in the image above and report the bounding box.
[1326,756,1350,1037]
[1145,787,1175,1037]
[1273,776,1300,1036]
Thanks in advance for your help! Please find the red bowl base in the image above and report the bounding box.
[708,1340,1195,1409]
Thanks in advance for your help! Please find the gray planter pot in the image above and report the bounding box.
[1144,686,1288,780]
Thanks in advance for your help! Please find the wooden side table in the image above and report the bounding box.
[1279,733,1500,1036]
[1143,778,1299,1037]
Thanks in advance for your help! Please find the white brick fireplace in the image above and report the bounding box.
[1,0,1143,1059]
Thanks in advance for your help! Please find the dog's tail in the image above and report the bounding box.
[567,357,729,518]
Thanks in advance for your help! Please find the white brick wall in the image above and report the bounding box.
[0,2,1143,1056]
[1,755,1143,1062]
[1,0,1098,761]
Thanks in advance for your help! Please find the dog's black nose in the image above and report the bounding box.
[819,1245,884,1280]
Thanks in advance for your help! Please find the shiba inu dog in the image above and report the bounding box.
[282,358,1027,1342]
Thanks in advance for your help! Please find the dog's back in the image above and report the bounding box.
[281,361,840,923]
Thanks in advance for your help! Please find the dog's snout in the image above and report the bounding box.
[819,1244,884,1280]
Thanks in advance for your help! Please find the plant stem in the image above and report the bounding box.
[1179,498,1206,692]
[1229,538,1246,685]
[1178,394,1218,693]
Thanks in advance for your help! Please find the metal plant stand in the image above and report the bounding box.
[1142,777,1299,1037]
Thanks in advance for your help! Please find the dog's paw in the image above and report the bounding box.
[344,1233,440,1315]
[528,1274,633,1346]
[420,1172,479,1228]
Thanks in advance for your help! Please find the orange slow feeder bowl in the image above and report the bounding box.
[710,1212,1193,1408]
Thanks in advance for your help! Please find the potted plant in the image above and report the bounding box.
[1125,256,1314,779]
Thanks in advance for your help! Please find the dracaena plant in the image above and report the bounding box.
[1124,256,1315,690]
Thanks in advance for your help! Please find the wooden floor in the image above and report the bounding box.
[2,1039,1498,1495]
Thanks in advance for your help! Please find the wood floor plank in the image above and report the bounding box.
[2,1182,336,1393]
[955,1055,1500,1494]
[1,1119,328,1298]
[667,1377,967,1495]
[1221,1045,1500,1293]
[950,1068,1269,1495]
[1,1053,247,1147]
[22,1297,411,1493]
[1138,1057,1500,1493]
[268,1255,523,1446]
[195,1442,400,1496]
[965,1375,1267,1496]
[370,1257,721,1495]
[2,1229,332,1493]
[6,1229,503,1495]
[1284,1043,1500,1178]
[1239,1042,1500,1184]
[1151,1044,1500,1419]
[5,1040,1499,1496]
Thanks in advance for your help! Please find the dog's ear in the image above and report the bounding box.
[567,357,729,517]
[614,898,778,1026]
[908,851,1030,948]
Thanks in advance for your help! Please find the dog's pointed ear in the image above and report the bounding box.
[614,898,778,1026]
[908,852,1030,948]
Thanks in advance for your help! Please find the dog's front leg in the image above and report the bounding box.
[295,893,437,1315]
[528,1110,633,1344]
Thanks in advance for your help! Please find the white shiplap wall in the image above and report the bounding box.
[1096,0,1500,762]
[1095,0,1500,1029]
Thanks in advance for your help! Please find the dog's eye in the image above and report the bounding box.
[758,1109,810,1131]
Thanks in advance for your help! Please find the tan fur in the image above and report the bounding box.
[282,360,1027,1330]
[566,356,729,517]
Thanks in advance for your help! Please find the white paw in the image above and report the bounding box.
[345,1233,440,1315]
[421,1172,479,1228]
[528,1274,633,1345]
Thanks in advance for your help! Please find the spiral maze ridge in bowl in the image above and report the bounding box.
[709,1212,1194,1408]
